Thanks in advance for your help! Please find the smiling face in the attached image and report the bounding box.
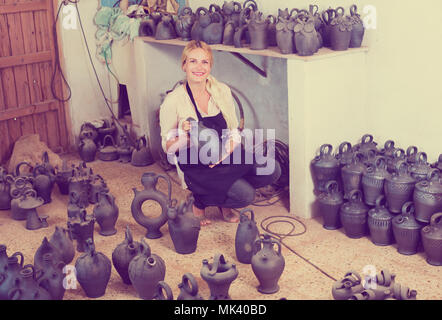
[182,47,212,85]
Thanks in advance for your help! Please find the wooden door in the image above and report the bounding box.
[0,0,70,165]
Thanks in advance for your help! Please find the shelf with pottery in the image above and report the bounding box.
[139,36,369,61]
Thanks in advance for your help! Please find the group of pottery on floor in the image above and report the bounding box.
[332,269,417,300]
[78,119,154,166]
[139,1,365,56]
[312,134,442,266]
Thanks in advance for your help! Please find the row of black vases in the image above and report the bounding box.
[311,135,442,266]
[140,1,365,56]
[78,119,154,166]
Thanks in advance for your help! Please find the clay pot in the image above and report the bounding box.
[67,210,96,253]
[68,169,90,209]
[8,265,51,300]
[49,226,75,265]
[89,174,108,205]
[131,172,171,239]
[37,253,65,300]
[409,152,432,182]
[251,234,285,294]
[98,135,119,161]
[131,136,154,167]
[177,273,204,300]
[78,131,97,163]
[392,202,424,255]
[34,237,64,271]
[248,11,269,50]
[335,141,354,168]
[128,238,166,300]
[18,190,48,231]
[368,195,395,246]
[93,191,119,236]
[0,244,8,272]
[392,283,418,300]
[200,253,238,300]
[10,186,35,221]
[0,167,12,210]
[311,144,340,195]
[406,146,419,165]
[293,11,320,56]
[386,148,406,174]
[222,20,236,45]
[341,152,366,199]
[32,164,55,204]
[413,169,442,223]
[155,13,177,40]
[331,270,363,300]
[75,239,112,298]
[167,197,201,254]
[176,7,195,41]
[55,160,72,195]
[0,252,24,300]
[349,4,365,48]
[112,226,141,285]
[203,11,224,45]
[384,161,416,214]
[139,19,157,37]
[266,15,277,46]
[275,17,295,54]
[340,190,369,239]
[329,14,352,51]
[317,180,343,230]
[361,156,390,206]
[235,208,260,263]
[421,212,442,266]
[191,7,210,41]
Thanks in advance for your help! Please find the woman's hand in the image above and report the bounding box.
[181,120,191,133]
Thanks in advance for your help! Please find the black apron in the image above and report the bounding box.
[177,83,253,208]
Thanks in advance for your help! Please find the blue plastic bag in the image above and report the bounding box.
[100,0,139,8]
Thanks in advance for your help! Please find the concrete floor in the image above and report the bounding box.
[0,153,440,300]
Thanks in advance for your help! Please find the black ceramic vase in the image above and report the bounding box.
[340,190,369,239]
[177,273,204,300]
[112,226,141,285]
[317,180,343,230]
[200,253,238,300]
[235,208,260,264]
[392,202,424,255]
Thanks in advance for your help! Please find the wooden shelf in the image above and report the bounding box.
[139,36,369,62]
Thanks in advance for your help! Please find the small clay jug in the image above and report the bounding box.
[67,209,95,252]
[175,7,195,41]
[49,226,75,265]
[222,20,236,45]
[368,195,395,246]
[18,190,48,231]
[222,1,242,27]
[331,270,364,300]
[251,234,285,294]
[203,11,224,45]
[341,152,366,199]
[167,197,201,254]
[340,190,369,239]
[8,264,51,300]
[361,156,390,206]
[128,238,166,300]
[139,18,157,37]
[392,202,424,255]
[248,11,269,50]
[406,146,418,165]
[155,13,177,40]
[131,172,171,239]
[93,191,119,236]
[349,4,365,48]
[317,180,343,230]
[34,237,64,271]
[98,135,119,161]
[409,152,432,182]
[10,186,35,221]
[117,133,133,163]
[413,169,442,223]
[55,160,71,195]
[392,283,418,300]
[78,131,97,163]
[88,174,108,205]
[68,169,90,209]
[310,144,340,195]
[131,136,154,167]
[32,164,55,204]
[112,226,141,285]
[266,15,277,46]
[321,7,338,48]
[97,119,116,143]
[421,212,442,266]
[329,13,352,51]
[275,16,295,54]
[235,208,260,264]
[384,161,416,213]
[354,134,379,159]
[379,140,396,160]
[36,253,66,300]
[0,252,24,300]
[177,273,204,300]
[79,122,98,142]
[200,253,238,300]
[293,12,320,56]
[0,244,9,272]
[386,148,406,174]
[335,141,354,168]
[191,7,211,41]
[75,238,112,298]
[0,167,12,210]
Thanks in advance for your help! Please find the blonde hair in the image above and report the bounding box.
[181,40,213,68]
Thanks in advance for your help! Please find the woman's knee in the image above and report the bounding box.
[226,179,256,207]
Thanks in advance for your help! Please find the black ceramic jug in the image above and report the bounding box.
[235,208,260,264]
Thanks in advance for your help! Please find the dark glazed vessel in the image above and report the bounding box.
[131,172,171,239]
[311,144,340,195]
[37,253,65,300]
[251,234,285,294]
[340,190,369,239]
[413,169,442,223]
[131,136,154,167]
[191,7,211,41]
[331,270,363,300]
[275,16,295,54]
[235,208,260,263]
[75,239,112,298]
[155,13,177,40]
[361,156,390,206]
[93,191,119,236]
[349,4,365,48]
[112,226,141,285]
[8,265,51,300]
[167,197,201,254]
[175,7,195,41]
[78,131,97,163]
[384,161,416,213]
[0,167,11,210]
[248,11,269,50]
[49,226,75,265]
[55,160,72,195]
[67,209,95,252]
[392,202,423,255]
[317,180,343,230]
[367,195,395,246]
[177,273,204,300]
[0,252,24,300]
[200,253,238,300]
[34,237,64,272]
[341,152,366,199]
[128,238,166,300]
[409,152,432,182]
[421,212,442,266]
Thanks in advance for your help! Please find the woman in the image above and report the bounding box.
[159,40,281,225]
